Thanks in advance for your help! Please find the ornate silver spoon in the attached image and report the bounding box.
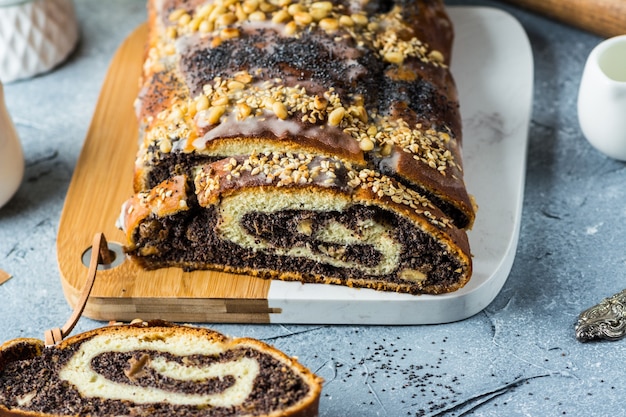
[576,289,626,342]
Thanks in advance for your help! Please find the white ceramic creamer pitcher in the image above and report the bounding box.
[0,81,24,208]
[578,35,626,160]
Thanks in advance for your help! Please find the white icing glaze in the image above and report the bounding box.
[191,110,354,154]
[116,199,131,232]
[377,147,402,172]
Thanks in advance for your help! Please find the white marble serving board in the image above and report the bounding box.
[266,6,534,324]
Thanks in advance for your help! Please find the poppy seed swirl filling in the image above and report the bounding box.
[60,334,264,408]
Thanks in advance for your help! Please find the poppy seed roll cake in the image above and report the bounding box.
[0,321,323,417]
[118,0,475,295]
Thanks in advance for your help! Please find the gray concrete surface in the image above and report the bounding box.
[1,1,624,415]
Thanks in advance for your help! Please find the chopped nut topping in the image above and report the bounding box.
[194,151,451,228]
[138,0,457,193]
[145,71,458,176]
[124,353,151,381]
[166,0,447,68]
[327,107,345,126]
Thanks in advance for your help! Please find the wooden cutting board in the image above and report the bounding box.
[57,8,532,325]
[57,23,277,324]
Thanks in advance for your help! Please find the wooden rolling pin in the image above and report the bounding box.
[502,0,626,38]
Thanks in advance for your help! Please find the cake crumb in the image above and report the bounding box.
[0,269,11,285]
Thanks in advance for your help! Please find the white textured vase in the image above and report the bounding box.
[0,0,79,83]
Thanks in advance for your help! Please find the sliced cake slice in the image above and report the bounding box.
[0,321,323,417]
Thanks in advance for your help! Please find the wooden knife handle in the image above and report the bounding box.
[502,0,626,38]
